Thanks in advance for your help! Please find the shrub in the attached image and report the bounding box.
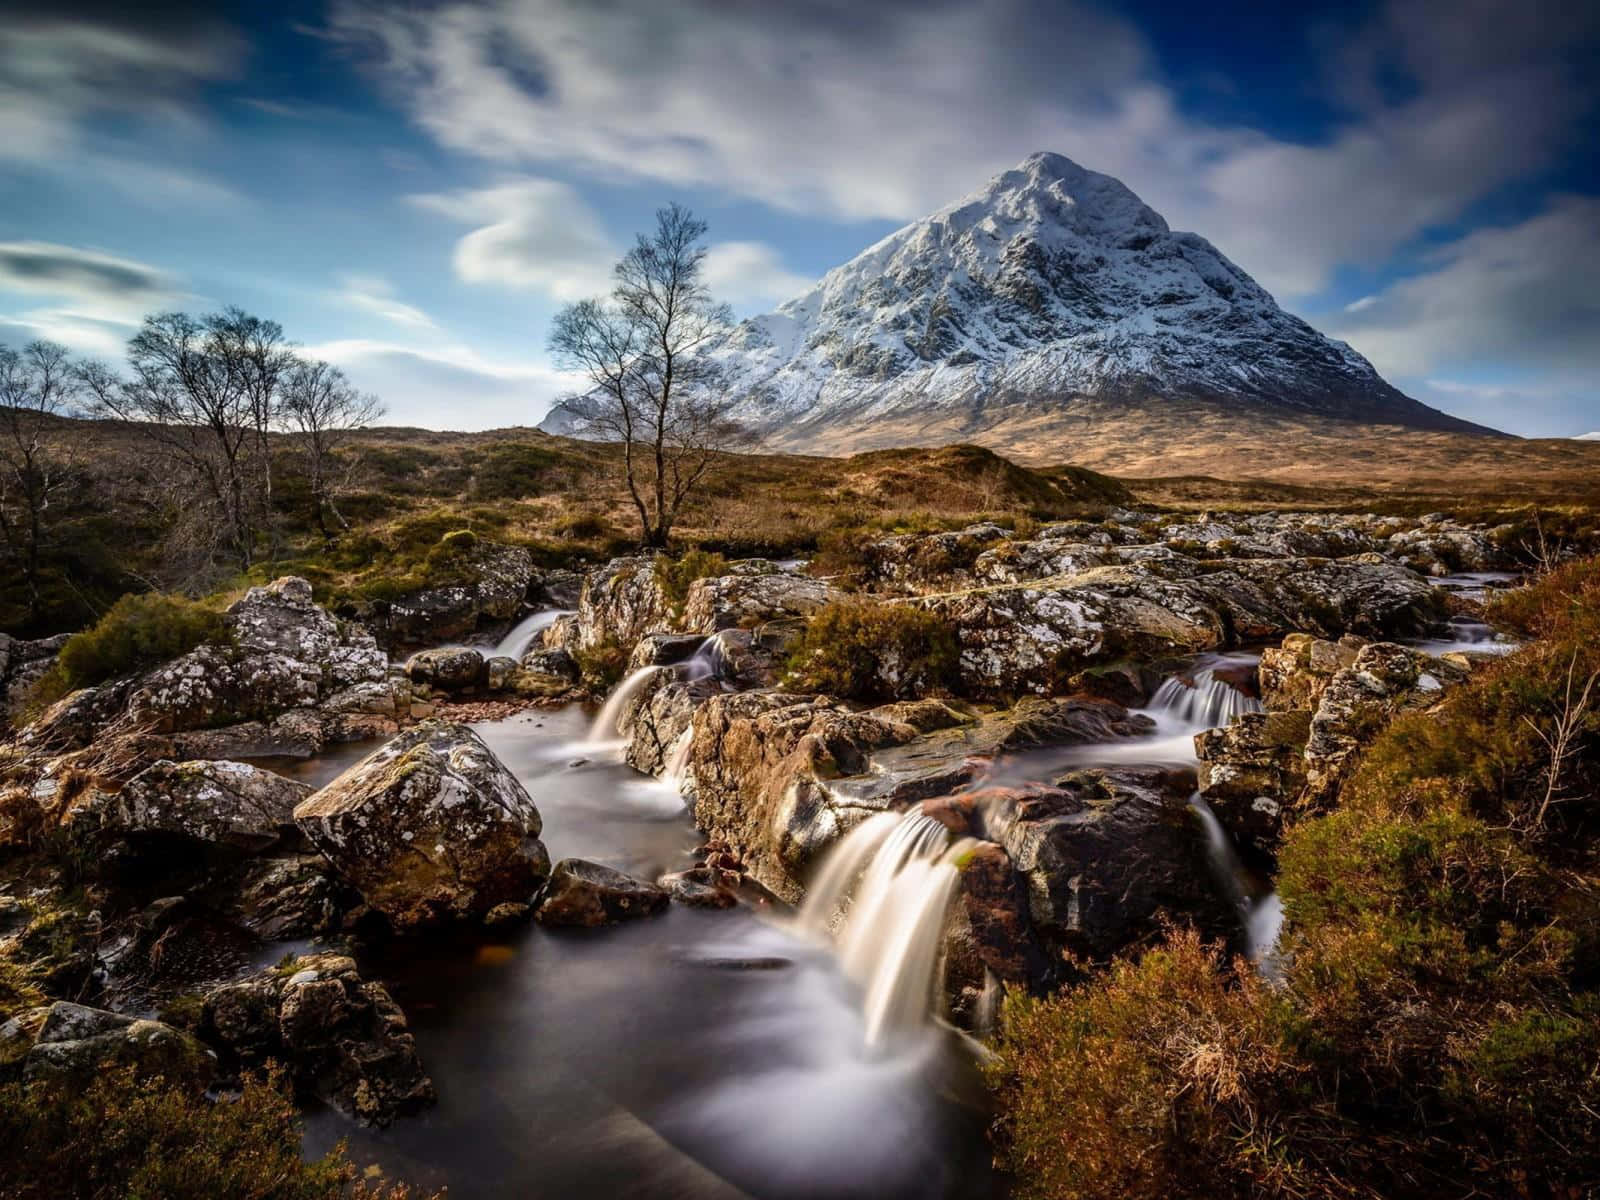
[469,441,560,500]
[783,601,959,701]
[52,592,224,692]
[652,548,728,615]
[0,1067,428,1199]
[986,929,1336,1200]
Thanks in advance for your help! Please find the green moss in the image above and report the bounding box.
[573,639,628,692]
[783,601,959,701]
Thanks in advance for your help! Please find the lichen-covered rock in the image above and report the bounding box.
[0,632,69,733]
[680,570,842,633]
[1195,710,1313,854]
[627,633,708,670]
[202,953,433,1125]
[113,759,312,851]
[13,1001,215,1090]
[572,557,670,652]
[1258,633,1365,711]
[535,859,670,926]
[293,722,550,927]
[404,646,486,692]
[23,577,400,761]
[520,647,580,683]
[377,540,535,647]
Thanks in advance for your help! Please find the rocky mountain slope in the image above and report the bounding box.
[544,152,1496,451]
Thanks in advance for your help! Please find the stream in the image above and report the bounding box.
[272,646,1297,1197]
[288,705,998,1200]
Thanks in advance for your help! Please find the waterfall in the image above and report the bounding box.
[662,726,695,791]
[587,665,667,743]
[1148,667,1262,728]
[1189,795,1283,969]
[798,810,975,1047]
[492,609,570,661]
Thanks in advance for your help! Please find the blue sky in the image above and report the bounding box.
[0,0,1595,436]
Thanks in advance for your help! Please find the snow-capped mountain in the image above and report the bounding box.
[543,152,1494,449]
[1576,432,1600,441]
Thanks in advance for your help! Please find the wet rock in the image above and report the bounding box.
[12,1001,215,1090]
[404,646,487,692]
[294,722,550,928]
[485,655,519,691]
[228,854,348,939]
[202,953,433,1126]
[113,759,312,851]
[627,633,708,669]
[520,647,580,683]
[623,675,718,777]
[980,770,1227,960]
[535,859,670,926]
[484,901,532,927]
[377,541,535,648]
[947,840,1048,988]
[534,568,585,610]
[1195,710,1313,854]
[658,869,739,909]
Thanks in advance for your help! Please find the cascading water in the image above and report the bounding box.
[1189,795,1283,971]
[661,727,695,792]
[1147,665,1262,728]
[587,664,667,744]
[797,810,976,1047]
[490,609,570,661]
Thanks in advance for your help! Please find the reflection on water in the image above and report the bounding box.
[294,703,995,1200]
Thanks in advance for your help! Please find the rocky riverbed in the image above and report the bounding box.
[0,507,1528,1197]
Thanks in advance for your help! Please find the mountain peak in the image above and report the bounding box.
[544,152,1497,447]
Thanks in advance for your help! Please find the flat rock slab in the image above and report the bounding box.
[536,859,670,927]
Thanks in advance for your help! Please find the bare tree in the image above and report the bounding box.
[549,203,743,549]
[80,309,286,571]
[0,341,82,619]
[278,358,383,539]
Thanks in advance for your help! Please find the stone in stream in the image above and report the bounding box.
[535,859,670,926]
[110,758,313,852]
[293,722,550,928]
[1194,710,1312,855]
[2,1001,215,1090]
[202,953,433,1126]
[404,646,487,692]
[373,539,536,649]
[657,868,739,909]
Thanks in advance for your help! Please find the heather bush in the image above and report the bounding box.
[784,601,958,700]
[51,592,224,693]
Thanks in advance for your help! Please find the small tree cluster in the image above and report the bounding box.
[74,309,382,579]
[0,341,83,622]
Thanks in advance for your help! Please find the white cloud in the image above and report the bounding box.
[333,272,438,329]
[1325,196,1600,378]
[701,242,812,308]
[307,337,579,428]
[331,0,1598,299]
[0,241,186,357]
[410,178,617,299]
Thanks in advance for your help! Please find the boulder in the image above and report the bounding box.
[535,859,670,926]
[293,722,550,927]
[403,646,486,692]
[202,953,433,1125]
[520,647,580,683]
[572,557,671,652]
[657,868,739,909]
[112,759,312,851]
[1258,633,1365,711]
[627,633,709,670]
[227,853,348,939]
[10,1001,214,1090]
[0,633,69,733]
[977,769,1227,960]
[680,571,842,633]
[377,540,535,647]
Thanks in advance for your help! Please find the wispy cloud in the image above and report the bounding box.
[702,242,813,308]
[332,272,438,330]
[410,178,617,299]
